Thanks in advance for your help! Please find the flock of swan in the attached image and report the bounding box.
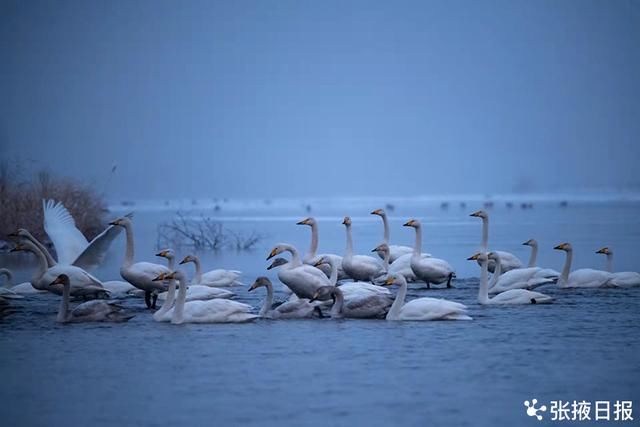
[1,201,639,324]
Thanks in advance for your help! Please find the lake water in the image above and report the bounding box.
[1,196,639,426]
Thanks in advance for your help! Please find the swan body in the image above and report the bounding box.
[10,241,108,298]
[488,242,559,294]
[596,247,640,288]
[383,274,471,320]
[110,217,168,308]
[314,255,391,298]
[179,254,243,287]
[42,200,127,271]
[469,252,553,304]
[470,210,523,273]
[554,243,612,288]
[102,280,137,296]
[154,271,257,324]
[158,284,233,302]
[297,217,348,280]
[249,277,320,319]
[310,286,392,319]
[266,244,331,299]
[49,274,134,323]
[342,217,385,282]
[372,244,419,282]
[0,269,25,299]
[403,219,455,287]
[370,209,417,262]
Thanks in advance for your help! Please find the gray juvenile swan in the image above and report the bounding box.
[248,277,321,319]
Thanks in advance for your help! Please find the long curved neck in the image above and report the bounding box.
[381,214,390,244]
[330,288,344,318]
[327,259,338,286]
[173,275,188,323]
[478,259,490,304]
[606,253,613,273]
[155,279,177,318]
[308,223,319,257]
[528,243,538,267]
[259,282,273,316]
[412,225,422,257]
[481,217,489,251]
[192,257,202,283]
[167,256,175,270]
[386,276,407,320]
[24,242,48,283]
[24,232,56,267]
[123,222,135,268]
[57,282,71,322]
[283,245,301,267]
[382,249,390,271]
[560,249,573,284]
[489,255,502,288]
[344,224,353,259]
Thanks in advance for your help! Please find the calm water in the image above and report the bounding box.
[1,197,639,426]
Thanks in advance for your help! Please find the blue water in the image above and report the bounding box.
[1,198,639,426]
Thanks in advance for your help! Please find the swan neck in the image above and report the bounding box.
[479,259,490,304]
[382,249,390,271]
[58,282,70,322]
[328,259,338,287]
[284,245,301,267]
[381,214,390,244]
[155,279,176,319]
[260,282,273,316]
[330,288,344,318]
[560,249,572,284]
[412,225,422,257]
[528,243,538,267]
[386,276,407,320]
[606,253,613,273]
[26,242,48,283]
[0,269,12,287]
[481,217,489,251]
[309,223,319,257]
[173,276,188,323]
[193,257,202,283]
[123,222,135,268]
[25,232,56,267]
[344,224,353,259]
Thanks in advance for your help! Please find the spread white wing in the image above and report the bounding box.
[43,199,88,264]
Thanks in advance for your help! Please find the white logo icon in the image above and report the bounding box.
[525,399,547,420]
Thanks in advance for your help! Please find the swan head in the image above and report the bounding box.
[267,257,288,270]
[179,255,196,265]
[312,256,333,268]
[109,217,131,227]
[156,249,175,260]
[467,252,488,262]
[296,217,315,226]
[596,247,611,255]
[382,274,404,286]
[554,243,572,252]
[9,242,29,253]
[342,216,352,226]
[7,228,30,240]
[309,286,335,302]
[487,251,501,262]
[522,239,537,246]
[50,274,70,287]
[152,270,184,282]
[470,210,488,219]
[372,243,389,254]
[266,245,288,260]
[370,208,385,217]
[248,276,271,292]
[403,219,419,228]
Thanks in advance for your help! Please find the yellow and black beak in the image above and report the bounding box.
[553,243,567,251]
[156,250,168,258]
[469,210,482,217]
[296,218,311,225]
[371,209,383,216]
[179,256,190,265]
[266,248,278,260]
[152,273,167,282]
[382,276,395,286]
[309,291,320,303]
[9,244,24,252]
[403,219,415,227]
[596,247,609,254]
[248,282,258,292]
[467,253,480,261]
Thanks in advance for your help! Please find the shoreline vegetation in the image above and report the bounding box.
[0,164,108,250]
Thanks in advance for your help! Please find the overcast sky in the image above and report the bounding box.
[1,0,639,200]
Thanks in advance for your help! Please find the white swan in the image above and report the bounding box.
[373,243,418,282]
[179,254,243,287]
[383,274,471,321]
[266,244,330,299]
[153,271,257,324]
[309,285,392,319]
[109,217,169,308]
[49,274,134,323]
[10,241,109,298]
[370,209,415,262]
[313,256,391,298]
[341,217,385,282]
[468,252,553,304]
[42,200,128,271]
[596,247,640,288]
[554,243,612,288]
[521,239,561,275]
[488,250,559,294]
[470,210,523,273]
[0,268,24,299]
[248,277,321,319]
[403,219,455,288]
[297,217,348,280]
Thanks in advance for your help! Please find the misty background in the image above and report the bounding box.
[2,0,639,201]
